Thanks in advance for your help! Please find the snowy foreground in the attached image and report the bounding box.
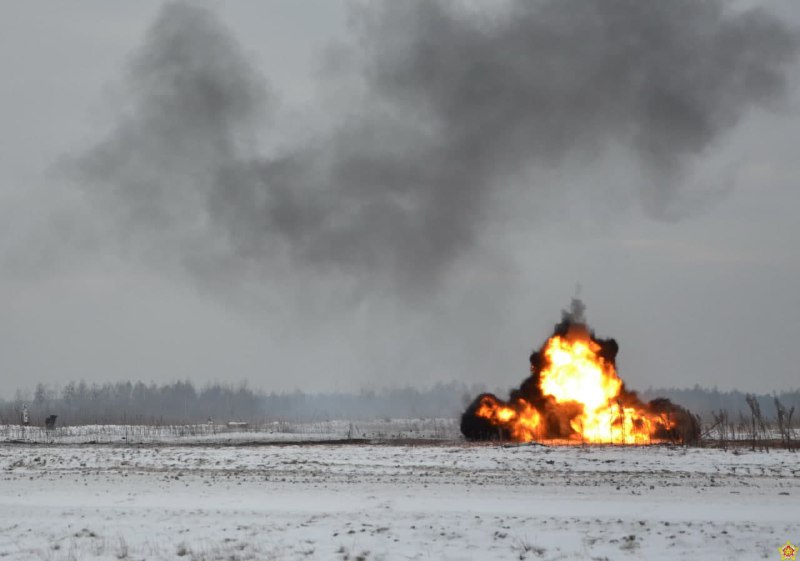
[0,440,798,561]
[0,419,459,444]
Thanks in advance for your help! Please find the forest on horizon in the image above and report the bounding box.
[1,380,797,426]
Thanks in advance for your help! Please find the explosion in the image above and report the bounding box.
[461,299,698,445]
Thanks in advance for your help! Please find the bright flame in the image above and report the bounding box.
[473,330,675,444]
[540,336,620,413]
[475,396,542,442]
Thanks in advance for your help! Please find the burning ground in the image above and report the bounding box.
[462,299,699,444]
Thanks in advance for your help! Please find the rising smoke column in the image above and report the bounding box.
[461,298,700,444]
[72,1,798,294]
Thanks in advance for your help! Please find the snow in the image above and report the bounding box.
[0,436,797,560]
[0,419,459,445]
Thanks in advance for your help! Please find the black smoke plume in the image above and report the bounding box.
[461,298,700,444]
[73,1,797,294]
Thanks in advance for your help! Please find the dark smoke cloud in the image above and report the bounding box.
[73,1,798,294]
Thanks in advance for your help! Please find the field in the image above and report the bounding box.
[0,422,797,560]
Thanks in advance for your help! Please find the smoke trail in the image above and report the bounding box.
[73,1,798,294]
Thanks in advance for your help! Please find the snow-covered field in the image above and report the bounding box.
[0,419,459,445]
[0,439,797,560]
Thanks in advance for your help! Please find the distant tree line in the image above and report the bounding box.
[0,380,262,425]
[0,380,485,426]
[0,380,797,427]
[260,381,484,421]
[639,385,800,421]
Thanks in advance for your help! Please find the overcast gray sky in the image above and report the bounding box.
[1,0,799,397]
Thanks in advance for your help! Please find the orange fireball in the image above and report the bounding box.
[463,299,690,445]
[537,332,665,444]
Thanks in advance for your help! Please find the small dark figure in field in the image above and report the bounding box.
[45,415,58,430]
